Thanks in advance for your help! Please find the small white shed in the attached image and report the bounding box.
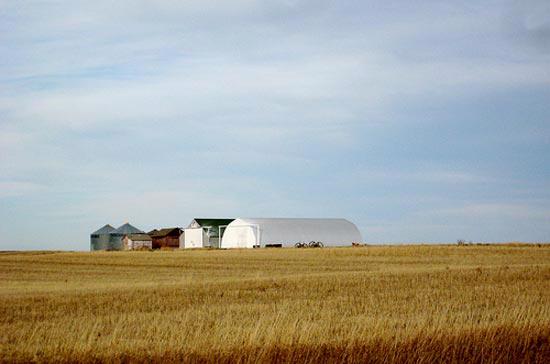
[181,228,207,248]
[220,218,362,249]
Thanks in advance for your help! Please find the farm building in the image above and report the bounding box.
[149,228,183,249]
[90,222,145,251]
[90,224,116,250]
[122,234,153,250]
[220,218,362,248]
[109,223,145,250]
[182,218,234,248]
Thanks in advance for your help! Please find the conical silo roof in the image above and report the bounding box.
[91,224,116,235]
[114,223,144,235]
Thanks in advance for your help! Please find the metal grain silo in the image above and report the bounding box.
[109,223,144,250]
[90,224,116,251]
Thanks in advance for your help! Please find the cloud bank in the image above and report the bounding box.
[1,0,549,249]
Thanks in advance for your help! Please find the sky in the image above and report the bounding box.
[1,0,549,250]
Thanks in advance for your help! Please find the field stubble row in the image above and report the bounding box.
[1,245,549,363]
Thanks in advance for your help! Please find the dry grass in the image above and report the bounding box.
[1,245,550,363]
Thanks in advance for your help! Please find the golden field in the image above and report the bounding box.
[1,245,550,363]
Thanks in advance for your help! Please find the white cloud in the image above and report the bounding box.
[1,1,549,248]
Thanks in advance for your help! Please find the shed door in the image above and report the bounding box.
[184,228,204,248]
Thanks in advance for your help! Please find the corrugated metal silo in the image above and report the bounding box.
[109,223,144,250]
[90,224,116,251]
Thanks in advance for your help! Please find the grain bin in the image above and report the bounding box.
[109,223,144,250]
[90,224,116,251]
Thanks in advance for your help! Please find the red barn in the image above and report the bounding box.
[149,228,183,249]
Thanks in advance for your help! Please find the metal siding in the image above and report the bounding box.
[109,233,124,250]
[90,234,111,251]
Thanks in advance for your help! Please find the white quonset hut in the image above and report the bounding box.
[220,218,362,248]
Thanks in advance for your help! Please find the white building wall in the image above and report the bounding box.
[219,224,257,248]
[184,228,207,248]
[178,232,185,248]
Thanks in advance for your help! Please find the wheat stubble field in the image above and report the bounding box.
[1,245,549,363]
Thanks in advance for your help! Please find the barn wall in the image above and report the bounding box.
[123,238,152,250]
[132,240,152,250]
[152,236,180,249]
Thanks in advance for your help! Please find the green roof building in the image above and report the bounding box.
[183,218,234,248]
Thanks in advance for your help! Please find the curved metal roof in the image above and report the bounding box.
[221,218,362,248]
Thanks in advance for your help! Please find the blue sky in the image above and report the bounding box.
[1,0,549,250]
